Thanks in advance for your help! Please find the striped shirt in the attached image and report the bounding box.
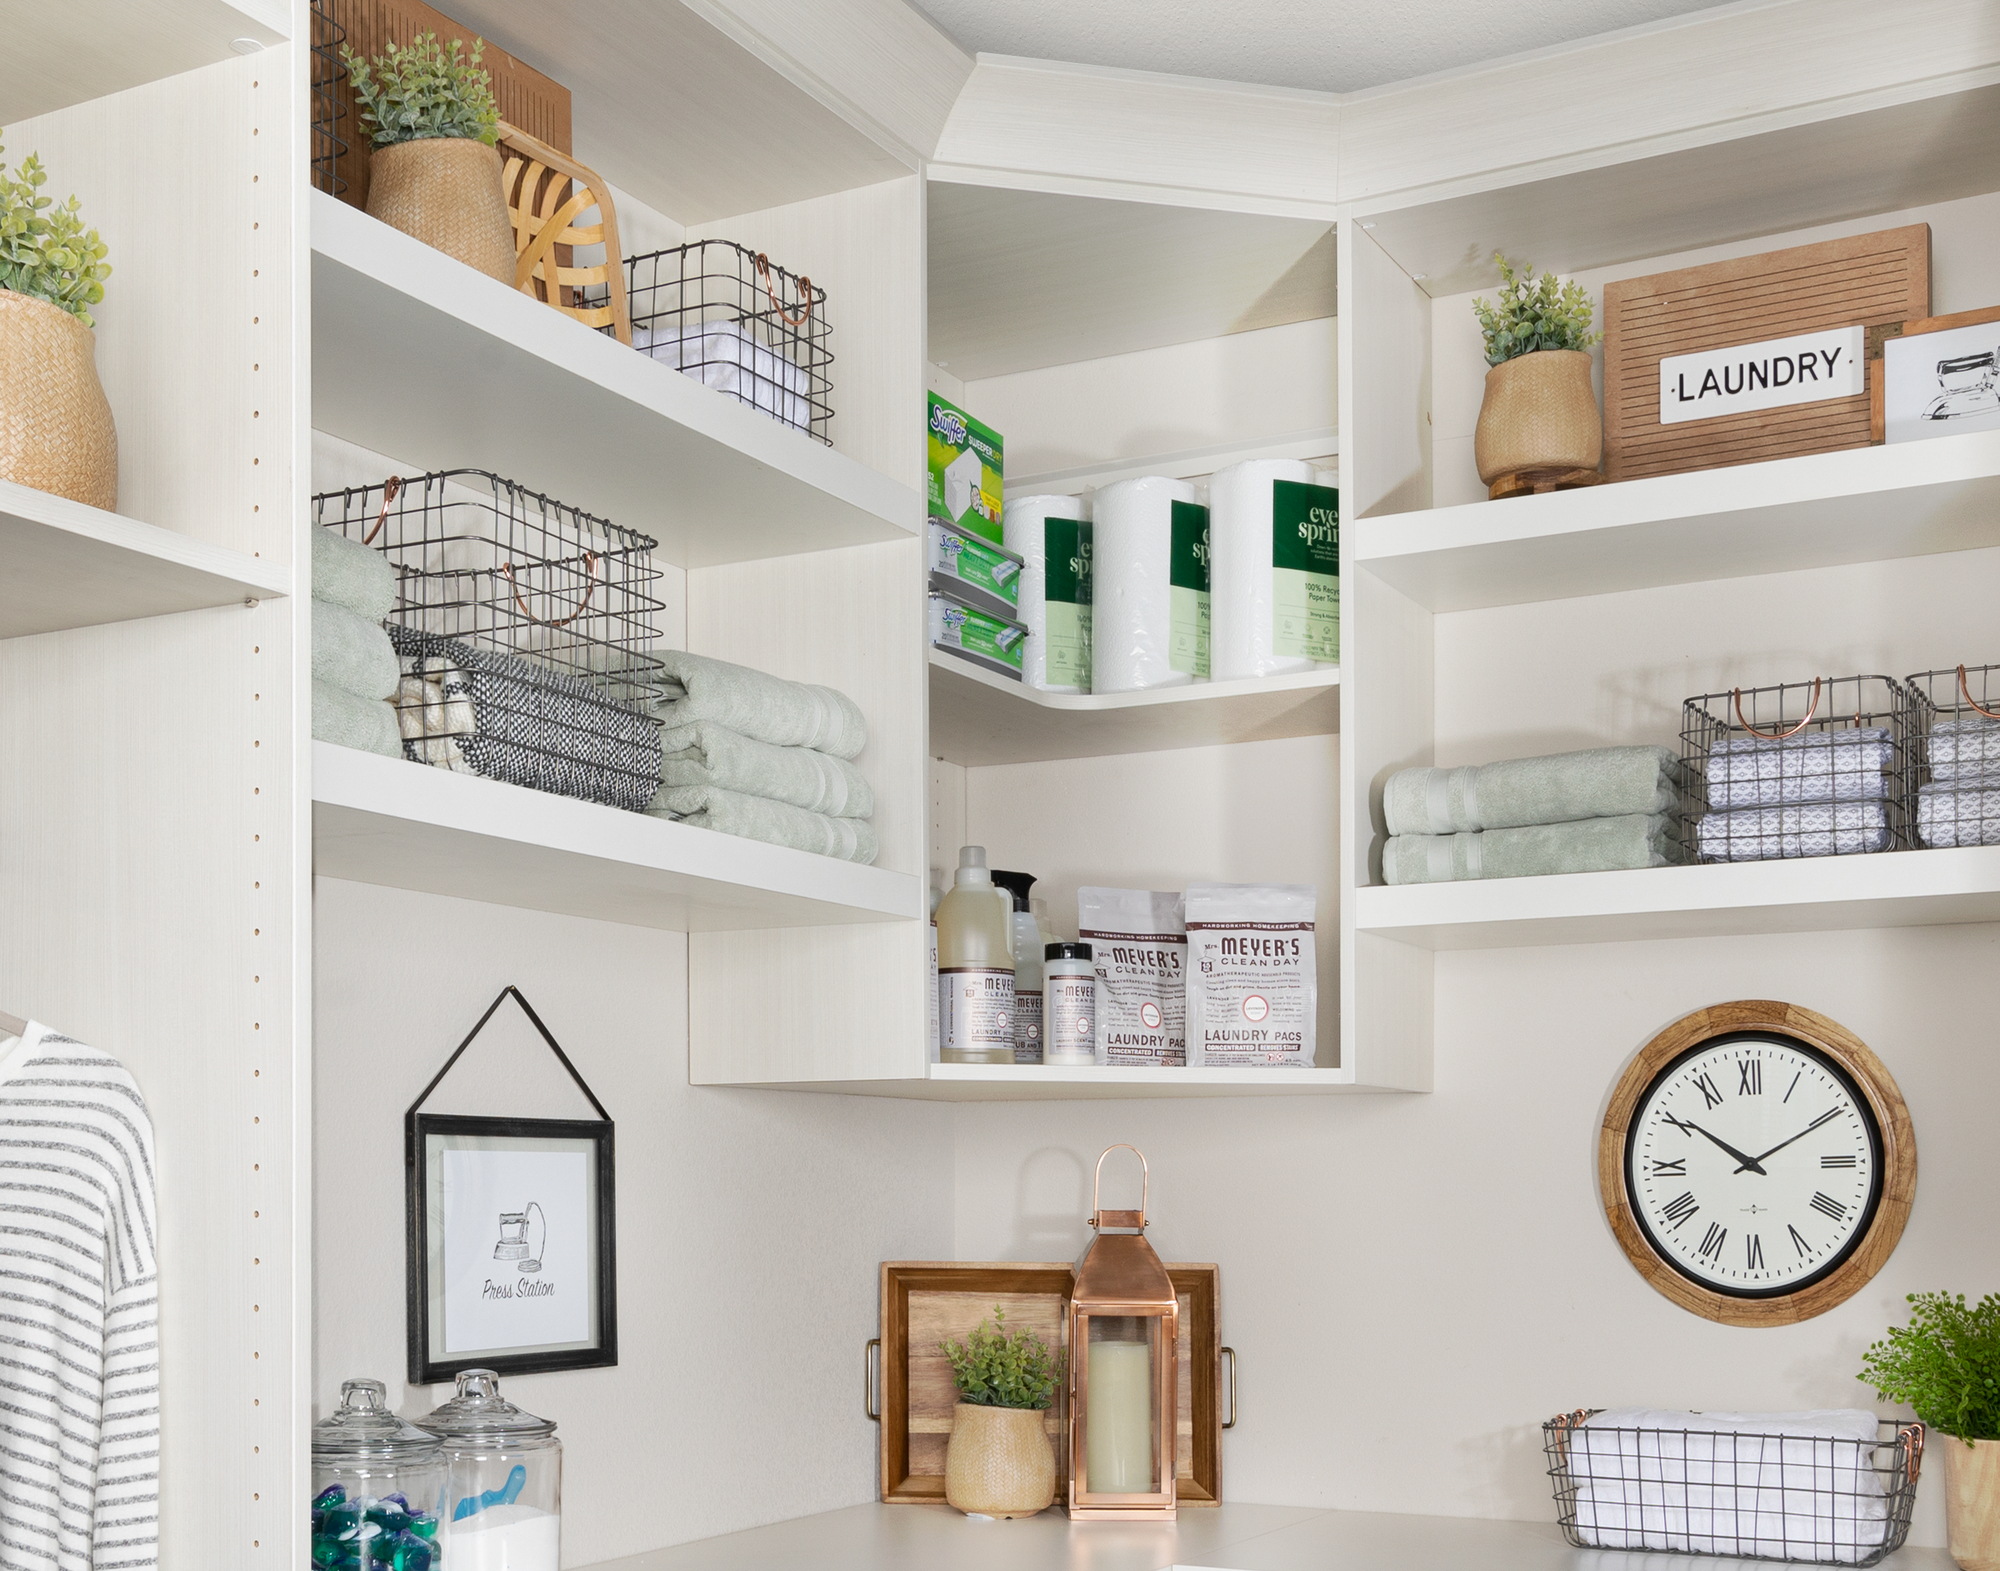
[0,1024,158,1570]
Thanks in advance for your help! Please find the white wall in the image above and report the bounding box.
[311,878,955,1562]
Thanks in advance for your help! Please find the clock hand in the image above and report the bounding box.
[1660,1110,1769,1175]
[1734,1107,1843,1172]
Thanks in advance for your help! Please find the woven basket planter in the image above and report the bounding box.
[365,138,516,283]
[943,1403,1056,1518]
[0,289,118,511]
[1944,1436,2000,1571]
[1473,348,1602,490]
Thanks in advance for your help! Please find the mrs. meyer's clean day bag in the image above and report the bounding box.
[1185,883,1317,1067]
[1077,887,1186,1066]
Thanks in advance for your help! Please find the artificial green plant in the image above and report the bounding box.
[940,1305,1065,1410]
[1471,251,1600,367]
[343,31,500,148]
[0,139,111,327]
[1859,1291,2000,1443]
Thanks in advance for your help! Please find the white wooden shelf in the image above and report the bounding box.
[308,191,920,569]
[1,0,285,123]
[1007,427,1338,496]
[918,1062,1365,1099]
[928,649,1340,766]
[1356,845,2000,951]
[0,478,288,639]
[1354,429,2000,612]
[310,742,919,932]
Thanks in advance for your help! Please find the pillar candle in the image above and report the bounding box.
[1085,1339,1154,1494]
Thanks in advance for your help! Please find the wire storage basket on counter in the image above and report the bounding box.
[1681,675,1918,862]
[314,470,666,812]
[1544,1411,1924,1566]
[1905,663,2000,848]
[615,239,832,443]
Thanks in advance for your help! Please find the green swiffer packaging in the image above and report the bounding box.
[928,519,1023,620]
[1077,887,1186,1066]
[928,587,1027,681]
[1185,883,1317,1067]
[927,392,1004,545]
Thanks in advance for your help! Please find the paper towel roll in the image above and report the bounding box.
[1092,476,1207,693]
[1210,459,1340,682]
[1003,493,1091,692]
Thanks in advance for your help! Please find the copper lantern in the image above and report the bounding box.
[1067,1145,1178,1520]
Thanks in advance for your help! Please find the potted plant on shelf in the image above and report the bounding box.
[1860,1291,2000,1570]
[342,31,515,283]
[0,138,116,510]
[940,1305,1064,1517]
[1470,252,1603,500]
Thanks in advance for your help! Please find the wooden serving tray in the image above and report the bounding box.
[874,1260,1222,1507]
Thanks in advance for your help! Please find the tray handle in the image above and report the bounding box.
[864,1337,880,1421]
[1221,1345,1237,1430]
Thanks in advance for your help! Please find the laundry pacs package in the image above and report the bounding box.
[927,391,1004,545]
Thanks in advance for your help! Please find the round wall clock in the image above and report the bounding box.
[1599,1000,1916,1326]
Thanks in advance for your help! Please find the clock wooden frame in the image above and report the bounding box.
[1599,1000,1916,1327]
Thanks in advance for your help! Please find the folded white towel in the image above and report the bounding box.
[649,784,877,864]
[1706,728,1894,808]
[633,319,811,433]
[1697,800,1891,861]
[1916,775,2000,847]
[1568,1409,1890,1563]
[1927,714,2000,781]
[652,650,867,760]
[656,721,872,819]
[312,599,399,701]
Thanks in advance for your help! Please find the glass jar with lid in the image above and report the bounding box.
[311,1378,446,1571]
[415,1369,562,1571]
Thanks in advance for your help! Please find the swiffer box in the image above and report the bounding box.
[927,392,1003,544]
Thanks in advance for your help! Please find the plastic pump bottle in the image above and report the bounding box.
[936,846,1016,1064]
[992,871,1043,1063]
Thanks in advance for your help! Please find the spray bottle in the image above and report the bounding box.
[992,871,1043,1063]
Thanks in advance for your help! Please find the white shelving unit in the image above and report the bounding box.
[311,741,918,931]
[913,1062,1362,1099]
[0,477,288,637]
[928,650,1339,766]
[310,191,921,567]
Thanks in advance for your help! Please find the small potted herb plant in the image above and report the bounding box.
[939,1306,1065,1517]
[343,32,515,283]
[0,138,115,510]
[1861,1292,2000,1570]
[1470,252,1603,498]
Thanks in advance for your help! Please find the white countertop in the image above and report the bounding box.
[586,1502,1956,1571]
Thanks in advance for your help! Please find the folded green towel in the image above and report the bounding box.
[1383,746,1684,835]
[312,525,397,621]
[312,599,399,700]
[653,721,873,820]
[649,784,878,864]
[311,679,400,758]
[653,650,867,760]
[1382,813,1681,884]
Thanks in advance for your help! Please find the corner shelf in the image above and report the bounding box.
[1353,429,2000,612]
[310,741,919,932]
[1355,845,2000,950]
[0,478,288,639]
[308,191,920,569]
[928,649,1340,765]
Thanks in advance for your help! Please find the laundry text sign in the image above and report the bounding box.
[1658,326,1865,426]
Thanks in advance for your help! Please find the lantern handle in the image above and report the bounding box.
[1091,1144,1148,1229]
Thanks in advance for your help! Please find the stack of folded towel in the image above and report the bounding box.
[1696,728,1895,861]
[309,527,401,758]
[644,651,877,864]
[1565,1408,1891,1562]
[1917,713,2000,847]
[1380,746,1686,884]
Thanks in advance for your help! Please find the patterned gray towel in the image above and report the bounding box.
[1696,800,1890,861]
[1926,715,2000,782]
[1916,775,2000,848]
[1705,728,1893,809]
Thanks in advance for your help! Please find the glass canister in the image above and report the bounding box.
[415,1369,561,1571]
[311,1378,447,1570]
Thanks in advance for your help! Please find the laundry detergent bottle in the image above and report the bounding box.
[937,846,1016,1064]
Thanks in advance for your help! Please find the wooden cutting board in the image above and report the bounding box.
[875,1260,1222,1507]
[1604,225,1929,481]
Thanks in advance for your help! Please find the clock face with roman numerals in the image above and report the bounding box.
[1625,1031,1884,1298]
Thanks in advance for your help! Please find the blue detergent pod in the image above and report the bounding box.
[313,1484,349,1510]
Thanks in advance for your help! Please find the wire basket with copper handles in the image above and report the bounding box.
[1680,675,1919,863]
[1904,662,2000,849]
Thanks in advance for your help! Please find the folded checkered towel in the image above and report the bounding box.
[1916,774,2000,848]
[1705,728,1893,809]
[1926,714,2000,782]
[1697,800,1890,861]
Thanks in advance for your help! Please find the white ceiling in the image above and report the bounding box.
[905,0,1728,95]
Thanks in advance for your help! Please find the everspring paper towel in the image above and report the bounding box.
[1002,493,1091,692]
[1092,476,1208,693]
[1209,459,1339,681]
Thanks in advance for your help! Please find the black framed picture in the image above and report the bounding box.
[404,989,617,1384]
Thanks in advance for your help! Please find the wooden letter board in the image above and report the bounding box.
[1604,225,1929,481]
[876,1261,1222,1508]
